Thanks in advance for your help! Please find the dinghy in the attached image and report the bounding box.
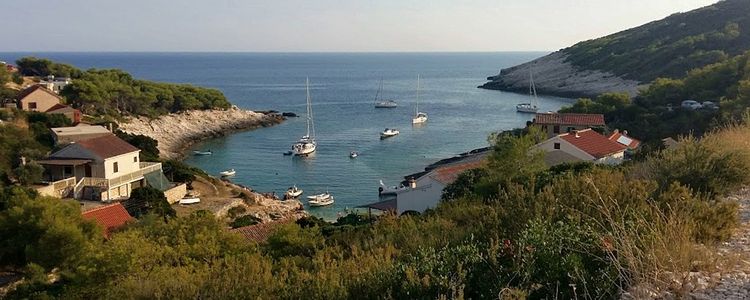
[219,169,236,177]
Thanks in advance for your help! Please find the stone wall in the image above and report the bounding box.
[164,183,187,204]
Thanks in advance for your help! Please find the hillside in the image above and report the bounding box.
[481,0,750,98]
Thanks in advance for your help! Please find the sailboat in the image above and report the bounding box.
[291,78,317,156]
[516,70,540,113]
[411,75,428,124]
[374,78,397,108]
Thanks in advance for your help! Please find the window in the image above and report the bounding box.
[133,156,138,163]
[113,162,119,173]
[553,142,561,150]
[553,125,560,134]
[63,166,73,176]
[28,102,37,111]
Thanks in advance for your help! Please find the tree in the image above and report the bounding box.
[128,186,175,220]
[13,162,44,185]
[116,131,159,161]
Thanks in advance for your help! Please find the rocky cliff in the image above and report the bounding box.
[479,51,642,99]
[118,107,284,159]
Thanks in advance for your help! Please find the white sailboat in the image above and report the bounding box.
[291,78,317,156]
[516,70,540,113]
[374,78,397,108]
[412,75,428,124]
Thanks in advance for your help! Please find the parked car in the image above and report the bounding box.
[681,100,702,110]
[701,101,719,110]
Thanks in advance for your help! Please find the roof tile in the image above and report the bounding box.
[560,129,627,159]
[534,113,605,126]
[82,203,133,237]
[232,218,295,243]
[75,135,138,159]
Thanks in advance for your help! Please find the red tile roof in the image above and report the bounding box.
[608,130,641,149]
[76,134,138,159]
[232,218,295,243]
[430,160,485,185]
[82,203,133,237]
[559,129,627,159]
[15,85,61,102]
[534,113,605,126]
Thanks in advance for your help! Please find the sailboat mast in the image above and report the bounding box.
[415,74,420,115]
[529,70,538,106]
[305,77,314,138]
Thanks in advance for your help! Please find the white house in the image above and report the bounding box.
[36,134,163,201]
[534,128,628,166]
[362,152,487,215]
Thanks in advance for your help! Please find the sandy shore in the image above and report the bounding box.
[118,107,284,159]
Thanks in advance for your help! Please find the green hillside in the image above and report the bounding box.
[563,0,750,82]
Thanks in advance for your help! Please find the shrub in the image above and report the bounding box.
[129,186,175,220]
[230,215,260,229]
[226,205,247,219]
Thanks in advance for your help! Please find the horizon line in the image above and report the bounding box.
[0,50,557,54]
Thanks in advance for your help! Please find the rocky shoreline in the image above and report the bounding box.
[479,51,643,99]
[118,107,284,159]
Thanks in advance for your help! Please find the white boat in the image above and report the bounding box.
[412,74,428,124]
[380,128,400,139]
[179,197,201,205]
[374,78,398,108]
[285,185,303,198]
[307,192,331,200]
[219,169,236,177]
[291,78,317,156]
[516,70,540,113]
[193,150,212,156]
[349,151,358,158]
[309,195,335,207]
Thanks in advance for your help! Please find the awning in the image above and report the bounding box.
[36,159,92,166]
[357,199,397,211]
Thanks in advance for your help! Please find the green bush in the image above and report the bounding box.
[129,186,175,220]
[230,214,260,229]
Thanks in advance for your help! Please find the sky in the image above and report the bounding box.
[0,0,718,52]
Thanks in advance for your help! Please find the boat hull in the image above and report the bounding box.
[309,197,335,207]
[412,116,427,124]
[179,197,201,205]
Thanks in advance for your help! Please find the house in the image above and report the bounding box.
[361,151,488,215]
[39,75,72,94]
[51,125,112,145]
[608,129,641,151]
[46,103,82,124]
[81,203,133,237]
[16,85,62,113]
[534,128,628,166]
[35,134,164,201]
[533,113,606,138]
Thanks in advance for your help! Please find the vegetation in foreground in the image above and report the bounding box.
[1,119,748,299]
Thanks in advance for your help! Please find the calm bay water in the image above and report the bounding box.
[1,52,572,218]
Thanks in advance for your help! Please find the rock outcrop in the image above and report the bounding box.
[479,51,643,99]
[118,107,284,159]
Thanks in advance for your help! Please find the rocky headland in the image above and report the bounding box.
[479,51,643,99]
[118,107,284,159]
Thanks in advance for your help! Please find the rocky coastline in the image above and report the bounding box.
[479,51,643,99]
[118,107,284,159]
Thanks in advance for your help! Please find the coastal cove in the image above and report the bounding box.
[1,52,573,219]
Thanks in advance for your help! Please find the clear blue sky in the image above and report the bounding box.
[0,0,717,52]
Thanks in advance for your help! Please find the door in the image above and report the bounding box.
[85,165,92,177]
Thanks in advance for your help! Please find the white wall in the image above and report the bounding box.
[535,137,594,161]
[396,177,445,214]
[103,152,141,179]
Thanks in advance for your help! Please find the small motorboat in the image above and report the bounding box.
[179,197,201,205]
[309,195,335,207]
[219,169,236,177]
[375,100,398,108]
[349,151,358,158]
[193,150,212,156]
[380,128,400,139]
[307,192,331,201]
[285,185,303,198]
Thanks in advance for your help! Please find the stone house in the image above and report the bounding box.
[534,128,628,166]
[533,113,606,138]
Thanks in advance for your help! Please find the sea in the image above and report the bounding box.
[0,52,572,219]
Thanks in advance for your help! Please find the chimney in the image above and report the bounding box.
[623,130,628,136]
[574,130,580,138]
[409,178,417,189]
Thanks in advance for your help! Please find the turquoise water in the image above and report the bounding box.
[1,52,572,218]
